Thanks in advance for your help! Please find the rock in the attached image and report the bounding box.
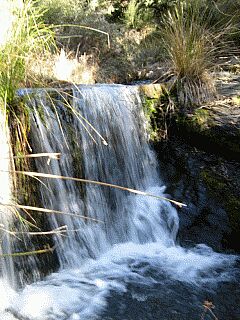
[216,72,240,97]
[140,84,164,99]
[155,137,240,253]
[174,102,240,160]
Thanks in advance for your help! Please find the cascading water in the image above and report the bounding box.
[0,109,17,314]
[28,85,178,266]
[1,85,239,320]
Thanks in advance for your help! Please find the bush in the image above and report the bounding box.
[160,0,235,107]
[39,0,88,25]
[99,0,180,26]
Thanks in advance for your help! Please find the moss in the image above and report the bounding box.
[191,108,211,127]
[140,84,164,99]
[36,103,46,126]
[175,107,240,159]
[142,94,159,139]
[143,96,158,117]
[176,108,212,132]
[201,169,240,235]
[201,170,226,192]
[232,95,240,106]
[226,196,240,232]
[8,97,33,203]
[141,85,175,141]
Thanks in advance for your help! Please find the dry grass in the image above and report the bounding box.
[160,0,234,107]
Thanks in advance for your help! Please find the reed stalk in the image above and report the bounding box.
[10,170,187,208]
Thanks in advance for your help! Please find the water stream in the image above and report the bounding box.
[0,109,17,314]
[0,85,239,319]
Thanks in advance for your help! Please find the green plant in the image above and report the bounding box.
[124,0,179,28]
[142,86,175,141]
[39,0,88,25]
[124,0,155,28]
[0,0,56,203]
[191,108,210,127]
[0,0,55,108]
[102,0,179,24]
[124,0,141,28]
[0,2,56,265]
[160,0,233,107]
[206,0,240,46]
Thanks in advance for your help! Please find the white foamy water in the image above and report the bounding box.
[0,109,16,289]
[2,241,237,320]
[1,85,239,319]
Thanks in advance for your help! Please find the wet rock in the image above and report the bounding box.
[174,102,240,160]
[155,137,240,253]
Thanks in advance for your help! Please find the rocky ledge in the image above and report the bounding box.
[150,73,240,253]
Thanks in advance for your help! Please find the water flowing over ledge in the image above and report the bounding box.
[0,110,16,288]
[0,84,239,320]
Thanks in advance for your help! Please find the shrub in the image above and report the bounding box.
[160,0,235,107]
[39,0,88,25]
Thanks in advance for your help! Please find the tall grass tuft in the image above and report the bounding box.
[160,0,233,107]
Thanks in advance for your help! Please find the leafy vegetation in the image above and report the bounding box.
[0,0,55,108]
[141,84,176,141]
[0,0,239,131]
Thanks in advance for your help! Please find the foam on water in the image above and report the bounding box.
[1,85,239,319]
[3,241,238,320]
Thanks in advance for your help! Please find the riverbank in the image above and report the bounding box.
[151,72,240,253]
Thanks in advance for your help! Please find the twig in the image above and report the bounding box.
[13,153,61,159]
[7,170,187,208]
[0,153,61,161]
[201,301,219,320]
[59,86,108,146]
[0,202,103,223]
[0,225,68,236]
[205,306,218,320]
[52,24,111,48]
[0,244,55,258]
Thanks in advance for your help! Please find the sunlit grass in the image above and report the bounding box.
[160,0,233,107]
[0,0,55,107]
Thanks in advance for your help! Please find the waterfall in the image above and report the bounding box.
[28,85,178,267]
[0,109,17,315]
[1,85,239,320]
